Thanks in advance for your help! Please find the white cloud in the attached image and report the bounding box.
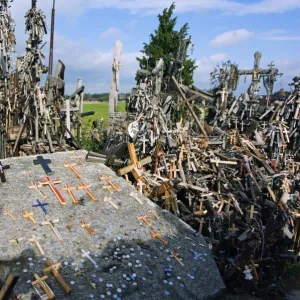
[99,27,124,40]
[209,29,254,47]
[259,29,300,41]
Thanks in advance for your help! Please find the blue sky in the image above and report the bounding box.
[10,0,300,95]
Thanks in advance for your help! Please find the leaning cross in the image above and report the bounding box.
[42,260,71,294]
[29,181,46,199]
[0,162,10,183]
[77,182,97,202]
[24,211,36,224]
[39,176,66,206]
[29,235,45,256]
[64,160,82,178]
[32,199,49,215]
[33,156,53,175]
[31,274,55,300]
[62,184,78,204]
[3,210,17,220]
[80,221,95,235]
[41,215,63,241]
[81,249,99,268]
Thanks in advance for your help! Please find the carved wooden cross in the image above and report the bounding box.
[99,173,120,192]
[41,215,63,241]
[150,230,168,245]
[42,260,71,294]
[31,274,55,300]
[137,214,152,227]
[24,211,36,224]
[0,161,10,183]
[80,221,95,235]
[72,152,85,165]
[29,181,46,199]
[117,143,151,179]
[77,182,97,202]
[64,160,82,178]
[39,176,66,206]
[62,184,78,204]
[29,235,45,256]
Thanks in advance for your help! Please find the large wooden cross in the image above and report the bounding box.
[39,176,66,206]
[31,274,55,300]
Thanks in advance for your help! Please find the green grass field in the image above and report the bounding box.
[83,102,126,128]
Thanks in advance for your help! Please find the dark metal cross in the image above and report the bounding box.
[32,199,49,215]
[0,161,10,183]
[190,45,195,55]
[33,156,53,175]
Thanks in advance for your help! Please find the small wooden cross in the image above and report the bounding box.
[103,197,119,209]
[137,214,152,227]
[31,274,55,300]
[77,182,97,202]
[29,235,45,256]
[72,152,85,165]
[80,221,95,235]
[62,184,78,204]
[148,210,159,220]
[150,230,168,245]
[99,173,120,192]
[42,260,71,294]
[3,210,17,220]
[247,205,258,219]
[136,179,146,194]
[24,211,36,224]
[39,176,66,206]
[41,215,63,241]
[29,181,46,199]
[64,160,82,178]
[250,260,259,281]
[228,223,239,246]
[129,192,143,205]
[196,217,205,234]
[170,252,184,266]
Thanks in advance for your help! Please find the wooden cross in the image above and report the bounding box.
[33,156,53,175]
[117,143,151,179]
[24,211,36,224]
[64,160,82,178]
[41,215,63,241]
[77,182,97,202]
[3,210,17,220]
[170,252,184,266]
[29,181,46,199]
[72,152,85,165]
[99,173,120,192]
[247,205,258,219]
[31,274,55,300]
[137,214,152,227]
[196,217,205,234]
[228,223,239,246]
[29,235,45,256]
[62,184,78,204]
[0,161,10,183]
[39,176,66,206]
[150,230,168,245]
[103,197,119,209]
[42,260,71,294]
[148,210,159,220]
[129,192,143,205]
[80,221,95,235]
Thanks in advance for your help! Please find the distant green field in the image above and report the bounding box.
[83,102,126,127]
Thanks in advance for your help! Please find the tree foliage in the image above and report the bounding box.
[137,2,197,86]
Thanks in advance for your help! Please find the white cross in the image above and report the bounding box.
[41,216,63,241]
[29,235,45,256]
[129,192,143,205]
[81,249,99,268]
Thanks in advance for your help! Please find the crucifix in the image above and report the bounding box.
[39,176,66,206]
[24,211,36,224]
[137,214,152,227]
[31,274,55,300]
[77,182,97,202]
[42,260,71,294]
[170,252,184,266]
[103,197,119,210]
[41,215,63,241]
[62,184,78,204]
[80,221,95,235]
[81,249,99,268]
[32,199,49,215]
[0,161,10,183]
[150,230,168,245]
[64,160,82,178]
[29,181,46,199]
[33,156,53,175]
[3,210,17,220]
[129,192,143,205]
[29,235,45,256]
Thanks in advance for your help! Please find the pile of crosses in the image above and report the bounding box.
[0,0,86,159]
[98,50,300,296]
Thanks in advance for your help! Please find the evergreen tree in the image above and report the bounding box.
[137,2,197,86]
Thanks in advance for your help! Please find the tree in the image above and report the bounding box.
[137,2,197,86]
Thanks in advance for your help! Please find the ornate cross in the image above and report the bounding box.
[39,176,66,206]
[80,221,95,235]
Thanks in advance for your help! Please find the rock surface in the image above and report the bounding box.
[0,151,225,299]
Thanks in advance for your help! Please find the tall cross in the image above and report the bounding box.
[32,199,49,215]
[29,235,45,256]
[41,215,63,241]
[0,161,10,183]
[39,176,66,206]
[33,156,53,175]
[31,274,55,300]
[77,182,97,202]
[62,184,78,204]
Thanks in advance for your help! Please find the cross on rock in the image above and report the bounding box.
[29,235,45,256]
[32,199,49,215]
[62,184,78,204]
[33,156,53,175]
[39,176,66,206]
[77,182,97,202]
[41,215,63,241]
